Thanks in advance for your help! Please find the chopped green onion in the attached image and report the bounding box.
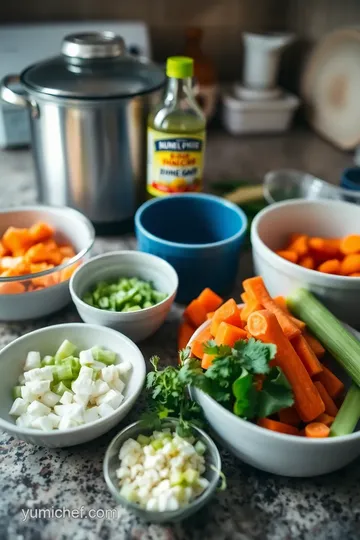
[54,340,78,362]
[137,434,151,446]
[51,380,72,395]
[194,440,207,456]
[287,289,360,386]
[82,276,167,313]
[150,439,164,450]
[330,385,360,437]
[41,355,55,366]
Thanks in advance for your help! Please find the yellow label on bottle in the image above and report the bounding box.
[147,128,206,196]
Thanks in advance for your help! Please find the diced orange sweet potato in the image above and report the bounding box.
[206,311,215,320]
[183,299,208,328]
[0,281,26,294]
[201,353,216,370]
[2,227,33,255]
[59,245,76,259]
[29,222,54,243]
[191,327,213,359]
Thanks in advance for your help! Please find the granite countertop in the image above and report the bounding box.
[0,129,359,540]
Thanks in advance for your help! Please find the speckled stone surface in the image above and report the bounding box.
[0,130,359,540]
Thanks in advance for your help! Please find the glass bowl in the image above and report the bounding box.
[103,418,222,523]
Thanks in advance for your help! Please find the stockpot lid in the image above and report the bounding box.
[20,32,166,100]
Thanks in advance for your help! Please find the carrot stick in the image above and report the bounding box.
[191,327,213,359]
[273,296,289,312]
[240,292,250,304]
[178,322,195,351]
[210,298,242,336]
[314,381,338,417]
[278,407,301,427]
[316,365,345,399]
[183,299,208,328]
[201,353,215,370]
[340,254,360,276]
[215,322,247,348]
[240,297,263,322]
[314,413,335,426]
[305,422,330,438]
[317,259,341,275]
[197,288,223,313]
[243,277,300,339]
[257,418,299,436]
[289,316,306,331]
[291,334,323,377]
[298,256,315,270]
[340,234,360,255]
[248,310,325,422]
[303,330,325,358]
[275,250,298,263]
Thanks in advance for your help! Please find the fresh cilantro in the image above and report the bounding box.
[256,367,294,418]
[233,338,276,374]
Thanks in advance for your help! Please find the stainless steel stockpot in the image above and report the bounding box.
[0,32,166,224]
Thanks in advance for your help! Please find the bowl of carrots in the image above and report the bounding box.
[251,199,360,328]
[0,205,94,321]
[180,278,360,477]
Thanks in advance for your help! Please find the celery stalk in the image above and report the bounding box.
[330,385,360,436]
[287,289,360,386]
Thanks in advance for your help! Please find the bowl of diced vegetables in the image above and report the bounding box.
[168,278,360,477]
[0,323,146,447]
[70,251,178,342]
[251,199,360,328]
[103,418,222,523]
[0,205,94,321]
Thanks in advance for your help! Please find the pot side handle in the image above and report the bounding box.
[0,74,39,117]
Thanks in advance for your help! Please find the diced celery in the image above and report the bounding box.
[183,468,199,485]
[91,346,116,365]
[41,355,55,366]
[194,440,207,456]
[152,291,167,303]
[98,297,110,309]
[170,470,183,486]
[122,305,141,313]
[53,363,73,383]
[83,293,94,306]
[151,439,164,451]
[330,385,360,437]
[143,301,154,309]
[137,434,151,446]
[54,340,78,362]
[12,386,22,399]
[51,380,71,395]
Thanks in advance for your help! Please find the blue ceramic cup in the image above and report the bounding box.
[135,194,248,304]
[341,167,360,191]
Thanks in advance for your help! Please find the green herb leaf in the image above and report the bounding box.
[233,338,276,374]
[232,368,252,400]
[256,367,294,418]
[203,340,231,357]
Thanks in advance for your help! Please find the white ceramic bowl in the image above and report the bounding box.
[0,205,94,321]
[69,251,178,343]
[251,199,360,328]
[189,319,360,477]
[0,323,146,447]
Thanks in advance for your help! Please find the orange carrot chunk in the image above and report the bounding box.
[317,259,341,275]
[29,222,54,243]
[2,227,33,255]
[340,234,360,255]
[206,311,215,320]
[316,365,345,398]
[314,413,335,426]
[257,418,299,436]
[243,277,300,340]
[248,310,325,422]
[289,315,306,331]
[273,296,289,312]
[314,381,338,417]
[183,299,208,328]
[178,322,195,351]
[278,407,301,427]
[305,422,330,438]
[340,254,360,276]
[298,256,315,270]
[210,298,242,336]
[190,327,213,360]
[350,272,360,277]
[309,237,341,260]
[240,297,263,322]
[275,250,298,263]
[288,234,308,257]
[215,322,247,347]
[291,334,323,377]
[0,282,26,294]
[201,353,216,370]
[0,241,9,257]
[197,288,223,313]
[303,330,325,358]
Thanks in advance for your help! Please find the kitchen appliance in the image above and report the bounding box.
[0,31,166,225]
[0,22,152,148]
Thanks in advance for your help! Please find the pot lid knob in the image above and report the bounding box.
[61,32,126,60]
